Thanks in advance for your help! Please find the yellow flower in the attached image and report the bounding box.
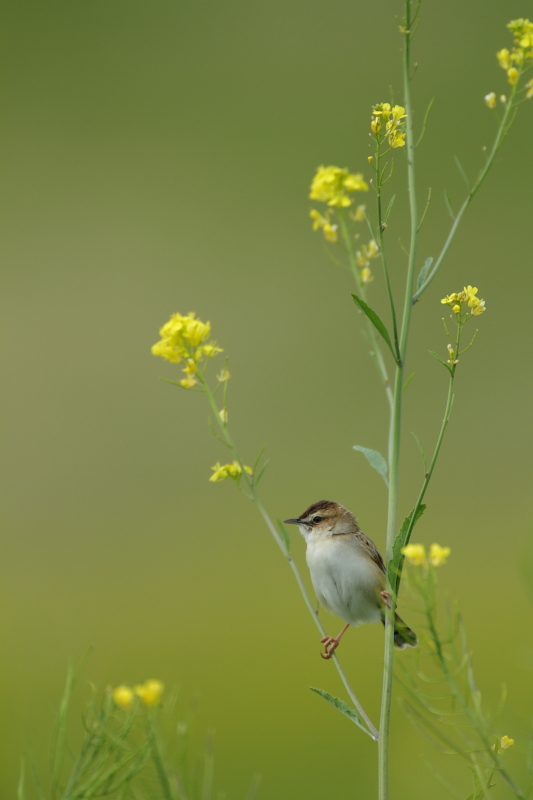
[352,205,366,222]
[389,130,406,148]
[401,543,426,566]
[180,376,198,389]
[440,293,459,305]
[452,304,461,314]
[113,685,134,710]
[484,92,497,109]
[209,461,252,483]
[217,368,231,382]
[371,117,382,134]
[360,267,374,284]
[526,78,533,99]
[219,408,228,423]
[134,679,164,707]
[356,239,380,268]
[507,18,533,48]
[499,735,515,752]
[471,301,486,316]
[497,48,511,70]
[152,312,222,385]
[428,543,451,567]
[310,166,368,208]
[507,67,519,85]
[310,209,338,242]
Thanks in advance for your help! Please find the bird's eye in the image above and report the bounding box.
[312,515,322,524]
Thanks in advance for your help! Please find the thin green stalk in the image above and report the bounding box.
[424,599,525,798]
[197,373,379,741]
[339,211,394,411]
[147,714,178,800]
[412,82,518,303]
[379,5,419,798]
[376,145,400,359]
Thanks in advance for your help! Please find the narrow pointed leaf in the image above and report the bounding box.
[309,688,368,735]
[276,520,291,555]
[429,350,452,374]
[384,194,396,222]
[352,294,398,362]
[353,446,388,487]
[411,432,427,475]
[417,257,434,291]
[388,504,427,595]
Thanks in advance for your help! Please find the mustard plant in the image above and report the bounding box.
[151,5,533,798]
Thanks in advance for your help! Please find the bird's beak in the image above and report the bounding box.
[283,518,301,525]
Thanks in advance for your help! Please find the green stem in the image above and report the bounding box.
[379,5,418,798]
[198,373,379,741]
[376,144,400,360]
[339,211,394,411]
[425,599,525,798]
[412,82,519,303]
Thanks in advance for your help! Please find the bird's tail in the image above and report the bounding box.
[381,612,417,649]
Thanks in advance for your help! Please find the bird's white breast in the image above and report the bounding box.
[305,533,383,626]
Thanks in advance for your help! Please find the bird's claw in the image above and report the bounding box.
[320,635,340,660]
[380,590,392,609]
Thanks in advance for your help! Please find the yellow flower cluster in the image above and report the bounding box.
[496,19,533,88]
[309,166,368,208]
[401,543,451,567]
[310,209,338,242]
[371,103,407,148]
[151,312,222,389]
[499,735,515,752]
[112,679,164,710]
[440,286,486,316]
[355,239,379,284]
[209,460,252,483]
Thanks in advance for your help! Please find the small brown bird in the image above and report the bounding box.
[284,500,417,659]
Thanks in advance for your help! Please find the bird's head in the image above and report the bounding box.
[284,500,359,541]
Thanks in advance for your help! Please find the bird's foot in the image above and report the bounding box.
[380,590,392,609]
[320,635,340,660]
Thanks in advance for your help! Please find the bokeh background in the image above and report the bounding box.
[2,0,533,797]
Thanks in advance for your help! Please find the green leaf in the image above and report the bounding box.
[309,688,367,734]
[429,350,452,374]
[403,372,416,393]
[384,194,396,222]
[411,432,427,475]
[388,504,427,595]
[276,520,291,555]
[353,446,388,487]
[352,294,398,363]
[416,257,434,291]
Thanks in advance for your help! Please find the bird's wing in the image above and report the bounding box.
[354,531,386,574]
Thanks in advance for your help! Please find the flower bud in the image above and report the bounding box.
[484,92,497,109]
[507,67,519,85]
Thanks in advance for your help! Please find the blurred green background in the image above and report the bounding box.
[2,0,533,797]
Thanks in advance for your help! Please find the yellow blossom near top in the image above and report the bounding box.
[134,679,164,707]
[309,166,368,208]
[507,18,533,48]
[310,209,338,243]
[499,735,515,752]
[371,103,407,148]
[441,286,486,316]
[113,685,134,710]
[428,543,451,567]
[209,460,253,483]
[152,312,223,388]
[401,543,426,566]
